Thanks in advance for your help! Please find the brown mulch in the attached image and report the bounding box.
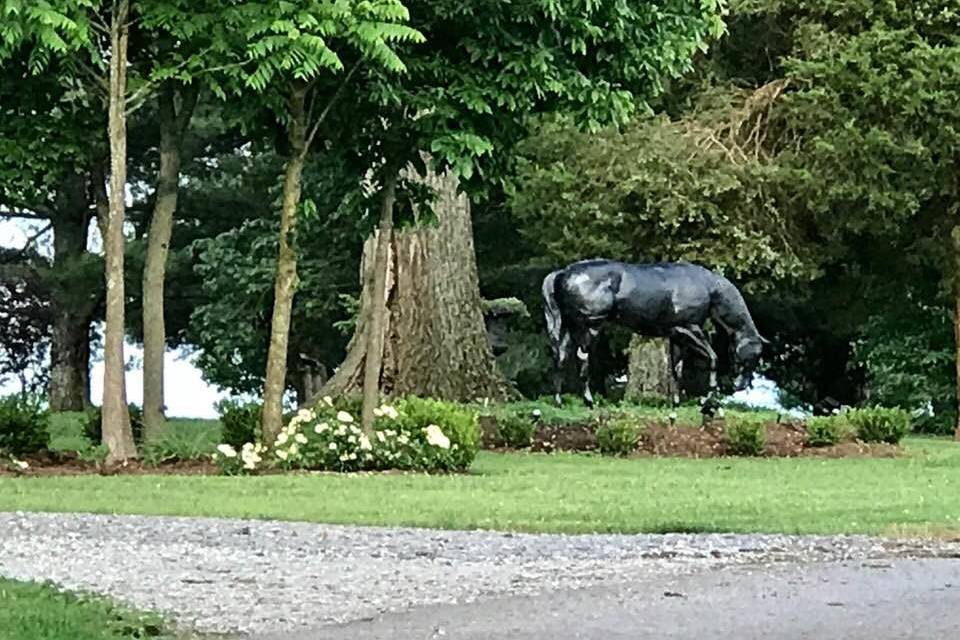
[480,415,903,459]
[0,450,218,477]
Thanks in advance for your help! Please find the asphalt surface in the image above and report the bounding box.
[250,558,960,640]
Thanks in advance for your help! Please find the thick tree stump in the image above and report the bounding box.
[624,336,677,403]
[320,161,509,402]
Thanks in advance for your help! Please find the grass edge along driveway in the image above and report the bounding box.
[1,438,958,536]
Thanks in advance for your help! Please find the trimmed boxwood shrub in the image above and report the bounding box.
[596,417,642,456]
[493,412,536,449]
[725,418,766,456]
[805,416,845,447]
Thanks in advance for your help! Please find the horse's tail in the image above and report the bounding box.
[542,270,564,352]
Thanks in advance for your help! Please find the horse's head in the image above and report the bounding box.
[732,334,768,391]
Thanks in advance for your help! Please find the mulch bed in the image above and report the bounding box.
[480,415,903,459]
[0,450,218,477]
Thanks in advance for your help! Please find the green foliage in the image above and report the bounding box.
[82,405,143,446]
[804,415,847,448]
[846,407,911,445]
[0,394,49,457]
[596,417,643,457]
[216,399,263,451]
[724,418,767,456]
[140,420,221,465]
[492,412,536,449]
[853,300,956,434]
[0,577,176,640]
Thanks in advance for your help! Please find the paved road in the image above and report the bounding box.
[252,559,960,640]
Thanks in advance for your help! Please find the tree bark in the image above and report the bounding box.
[48,174,95,411]
[102,0,137,463]
[261,85,308,444]
[624,336,676,403]
[952,226,960,441]
[322,158,509,402]
[360,173,397,434]
[142,83,197,440]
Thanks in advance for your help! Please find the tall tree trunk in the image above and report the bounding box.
[953,226,960,441]
[360,173,397,434]
[142,83,197,440]
[261,85,308,444]
[321,157,509,402]
[624,336,676,404]
[102,0,136,463]
[48,174,95,411]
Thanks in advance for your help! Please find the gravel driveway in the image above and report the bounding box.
[1,512,958,636]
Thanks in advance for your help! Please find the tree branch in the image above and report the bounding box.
[15,222,53,258]
[0,198,55,219]
[305,61,361,153]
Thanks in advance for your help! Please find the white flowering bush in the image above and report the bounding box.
[211,396,480,475]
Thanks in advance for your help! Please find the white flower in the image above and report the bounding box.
[314,422,330,434]
[373,408,384,418]
[385,429,397,437]
[359,435,372,451]
[243,459,257,470]
[350,425,361,434]
[336,411,354,423]
[398,434,410,445]
[336,425,347,437]
[323,396,334,407]
[216,444,238,458]
[339,453,349,462]
[532,409,542,418]
[424,424,450,449]
[380,405,399,420]
[295,433,308,445]
[347,435,357,444]
[276,432,289,445]
[276,449,288,460]
[348,452,357,461]
[13,459,29,470]
[376,431,386,443]
[297,408,315,422]
[328,442,338,451]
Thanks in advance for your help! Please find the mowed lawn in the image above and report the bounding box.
[2,438,958,535]
[0,579,182,640]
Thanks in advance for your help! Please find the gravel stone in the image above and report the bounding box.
[1,512,958,635]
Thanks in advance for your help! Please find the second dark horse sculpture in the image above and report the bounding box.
[542,259,767,412]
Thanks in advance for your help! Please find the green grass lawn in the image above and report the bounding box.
[0,579,183,640]
[4,436,959,536]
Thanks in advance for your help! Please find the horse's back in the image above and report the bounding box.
[557,259,719,331]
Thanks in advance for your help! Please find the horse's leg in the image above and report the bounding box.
[671,326,720,418]
[553,330,572,406]
[574,326,598,408]
[669,338,683,409]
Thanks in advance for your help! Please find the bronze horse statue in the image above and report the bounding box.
[542,259,768,412]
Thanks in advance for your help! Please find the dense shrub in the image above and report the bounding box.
[213,396,481,474]
[725,419,767,456]
[493,412,536,448]
[596,417,643,456]
[217,400,262,450]
[83,404,143,444]
[0,394,49,457]
[846,407,911,444]
[804,416,845,447]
